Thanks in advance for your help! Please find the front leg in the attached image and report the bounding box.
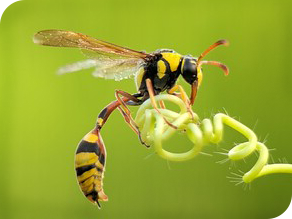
[145,78,177,129]
[167,84,195,120]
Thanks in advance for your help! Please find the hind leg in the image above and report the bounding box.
[114,90,149,147]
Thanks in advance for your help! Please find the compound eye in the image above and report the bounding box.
[182,59,197,84]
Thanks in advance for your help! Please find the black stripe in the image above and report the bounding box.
[76,140,100,155]
[75,164,96,176]
[86,191,98,199]
[98,107,108,119]
[161,58,171,73]
[99,153,105,165]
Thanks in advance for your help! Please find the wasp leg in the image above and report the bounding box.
[126,93,144,106]
[95,95,149,148]
[145,78,177,129]
[168,83,198,106]
[114,90,149,148]
[159,100,166,109]
[96,99,126,130]
[168,84,190,105]
[167,84,194,120]
[115,90,140,134]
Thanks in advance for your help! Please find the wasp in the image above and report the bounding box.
[33,29,229,207]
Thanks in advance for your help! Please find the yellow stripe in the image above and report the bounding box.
[83,133,98,143]
[190,60,196,65]
[157,60,166,79]
[75,152,99,168]
[94,178,102,191]
[95,160,104,169]
[197,67,203,87]
[97,118,104,126]
[80,176,95,189]
[180,58,185,73]
[135,67,145,91]
[80,179,95,193]
[162,53,181,72]
[85,184,94,194]
[77,168,98,182]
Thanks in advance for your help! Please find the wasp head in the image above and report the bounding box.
[181,57,202,86]
[180,40,229,105]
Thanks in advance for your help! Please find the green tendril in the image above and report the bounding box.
[134,94,292,183]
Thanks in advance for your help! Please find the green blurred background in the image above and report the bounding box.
[1,0,292,218]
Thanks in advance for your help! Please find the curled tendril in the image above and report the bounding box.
[134,94,292,183]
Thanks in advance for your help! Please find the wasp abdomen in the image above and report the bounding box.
[75,129,108,207]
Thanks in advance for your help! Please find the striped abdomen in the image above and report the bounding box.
[75,129,108,207]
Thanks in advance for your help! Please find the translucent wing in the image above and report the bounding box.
[58,58,144,81]
[92,58,144,81]
[34,29,150,80]
[33,29,148,59]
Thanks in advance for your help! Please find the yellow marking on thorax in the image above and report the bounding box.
[162,53,181,72]
[135,67,145,90]
[157,60,166,79]
[83,133,98,143]
[180,58,185,73]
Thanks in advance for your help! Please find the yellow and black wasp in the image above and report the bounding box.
[33,29,229,207]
